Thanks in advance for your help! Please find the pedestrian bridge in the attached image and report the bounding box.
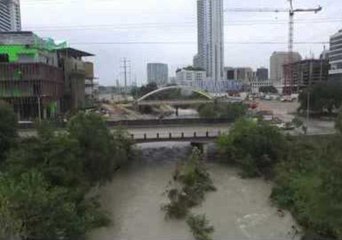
[135,85,214,106]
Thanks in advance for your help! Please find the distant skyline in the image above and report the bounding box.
[21,0,341,86]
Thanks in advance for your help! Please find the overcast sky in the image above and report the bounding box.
[21,0,341,86]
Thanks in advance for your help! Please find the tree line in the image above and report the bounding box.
[218,117,342,239]
[0,102,133,240]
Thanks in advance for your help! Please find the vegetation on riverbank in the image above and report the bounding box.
[187,214,215,240]
[162,148,215,240]
[218,117,342,240]
[162,148,216,219]
[0,104,133,240]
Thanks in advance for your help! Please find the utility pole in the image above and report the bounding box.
[121,58,131,97]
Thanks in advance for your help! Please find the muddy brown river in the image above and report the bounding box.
[88,143,300,240]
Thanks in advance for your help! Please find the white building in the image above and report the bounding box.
[0,0,21,32]
[250,79,273,94]
[270,51,302,88]
[193,0,224,82]
[329,29,342,82]
[147,63,168,86]
[176,68,206,85]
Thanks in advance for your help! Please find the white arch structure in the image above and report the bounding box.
[137,85,213,102]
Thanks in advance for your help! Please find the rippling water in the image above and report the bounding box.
[88,143,300,240]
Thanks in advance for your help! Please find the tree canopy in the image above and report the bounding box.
[0,109,132,239]
[0,102,17,163]
[298,82,342,115]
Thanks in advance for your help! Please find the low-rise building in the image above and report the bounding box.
[175,67,206,85]
[0,31,95,120]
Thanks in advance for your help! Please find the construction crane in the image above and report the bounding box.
[225,0,322,94]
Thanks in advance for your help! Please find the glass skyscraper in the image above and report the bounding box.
[193,0,224,81]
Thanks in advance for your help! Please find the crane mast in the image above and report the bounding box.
[225,1,322,94]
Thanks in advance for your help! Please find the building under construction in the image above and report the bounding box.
[283,59,329,92]
[0,31,94,120]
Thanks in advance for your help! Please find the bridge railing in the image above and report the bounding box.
[131,130,224,142]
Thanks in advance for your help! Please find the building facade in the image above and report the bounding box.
[283,59,329,91]
[0,32,94,120]
[256,67,269,81]
[224,67,253,83]
[329,29,342,82]
[147,63,168,86]
[194,0,224,81]
[175,67,206,85]
[270,51,302,87]
[0,0,21,32]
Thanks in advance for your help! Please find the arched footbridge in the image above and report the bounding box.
[135,85,214,106]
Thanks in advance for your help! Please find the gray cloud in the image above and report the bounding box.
[21,0,341,86]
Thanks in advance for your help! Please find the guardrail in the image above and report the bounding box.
[131,130,224,143]
[18,118,234,129]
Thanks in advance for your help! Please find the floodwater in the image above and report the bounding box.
[88,143,300,240]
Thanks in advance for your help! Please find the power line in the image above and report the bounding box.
[25,18,342,31]
[68,41,328,46]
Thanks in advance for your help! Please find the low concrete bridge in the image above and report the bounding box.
[131,130,223,144]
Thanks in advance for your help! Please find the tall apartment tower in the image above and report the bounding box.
[0,0,21,32]
[193,0,224,81]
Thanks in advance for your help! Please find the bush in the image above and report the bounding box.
[0,102,17,163]
[162,148,216,219]
[198,102,247,120]
[187,214,214,240]
[217,118,287,178]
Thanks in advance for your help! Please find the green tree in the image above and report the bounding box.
[162,148,215,219]
[68,112,131,184]
[218,118,287,178]
[0,101,17,163]
[198,103,247,120]
[0,170,108,240]
[298,82,342,115]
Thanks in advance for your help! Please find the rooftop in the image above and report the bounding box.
[57,48,94,58]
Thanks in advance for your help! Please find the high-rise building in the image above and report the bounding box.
[0,0,21,32]
[256,67,269,81]
[270,51,302,86]
[329,29,342,82]
[193,0,224,81]
[147,63,168,86]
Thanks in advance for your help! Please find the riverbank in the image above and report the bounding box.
[88,143,300,240]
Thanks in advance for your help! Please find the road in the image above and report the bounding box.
[19,120,335,141]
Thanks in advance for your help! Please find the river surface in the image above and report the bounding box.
[88,143,300,240]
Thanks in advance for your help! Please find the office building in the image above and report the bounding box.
[224,67,253,83]
[147,63,168,86]
[176,67,206,85]
[283,59,329,90]
[270,51,302,86]
[329,29,342,82]
[193,0,224,81]
[0,0,21,32]
[256,67,269,81]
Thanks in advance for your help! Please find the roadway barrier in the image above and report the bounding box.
[18,118,234,129]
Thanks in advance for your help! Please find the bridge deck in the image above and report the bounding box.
[131,131,223,143]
